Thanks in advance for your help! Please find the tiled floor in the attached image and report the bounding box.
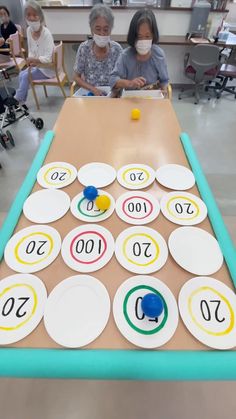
[0,81,236,418]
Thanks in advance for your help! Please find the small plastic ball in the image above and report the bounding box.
[87,91,94,96]
[95,195,111,211]
[131,108,141,120]
[141,293,164,318]
[83,186,98,201]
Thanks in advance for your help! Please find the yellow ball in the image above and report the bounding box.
[95,195,111,211]
[131,108,141,120]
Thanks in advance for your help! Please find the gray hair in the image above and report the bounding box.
[89,4,114,30]
[24,0,45,24]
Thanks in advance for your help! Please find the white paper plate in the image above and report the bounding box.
[179,277,236,349]
[44,275,110,348]
[168,226,223,275]
[37,161,77,189]
[160,191,207,226]
[77,162,116,188]
[115,191,160,225]
[70,190,115,222]
[4,225,61,273]
[115,226,168,274]
[61,224,114,272]
[113,276,178,348]
[23,189,70,224]
[117,164,155,190]
[156,164,195,190]
[0,274,47,345]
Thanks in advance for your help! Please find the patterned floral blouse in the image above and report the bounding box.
[74,39,122,86]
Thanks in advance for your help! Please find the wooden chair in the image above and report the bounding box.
[167,83,172,100]
[0,31,26,73]
[29,42,69,110]
[70,80,77,97]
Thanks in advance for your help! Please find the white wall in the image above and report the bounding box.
[43,8,226,83]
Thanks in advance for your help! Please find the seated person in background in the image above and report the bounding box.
[110,9,169,94]
[73,4,122,96]
[0,6,17,51]
[15,0,54,105]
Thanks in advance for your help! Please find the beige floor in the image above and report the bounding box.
[0,379,236,419]
[0,85,236,417]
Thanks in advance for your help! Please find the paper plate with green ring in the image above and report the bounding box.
[113,275,179,348]
[70,190,115,222]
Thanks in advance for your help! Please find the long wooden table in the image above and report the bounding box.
[0,98,235,379]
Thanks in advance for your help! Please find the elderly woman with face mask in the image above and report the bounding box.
[15,0,54,105]
[73,4,122,96]
[110,9,169,93]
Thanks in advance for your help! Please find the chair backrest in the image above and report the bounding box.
[227,48,236,66]
[15,24,23,36]
[9,31,21,56]
[187,44,220,82]
[53,42,64,74]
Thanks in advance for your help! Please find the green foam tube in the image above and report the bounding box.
[0,130,54,260]
[180,132,236,287]
[0,349,236,380]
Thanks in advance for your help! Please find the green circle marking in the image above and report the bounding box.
[123,285,168,335]
[77,197,106,218]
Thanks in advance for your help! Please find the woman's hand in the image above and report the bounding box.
[128,77,146,89]
[91,87,104,96]
[27,57,39,67]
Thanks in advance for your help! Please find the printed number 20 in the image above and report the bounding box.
[1,297,30,318]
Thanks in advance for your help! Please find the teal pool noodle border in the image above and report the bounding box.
[1,130,236,380]
[180,132,236,288]
[0,130,55,261]
[0,348,236,380]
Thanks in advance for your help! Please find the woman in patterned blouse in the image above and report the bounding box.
[73,4,122,96]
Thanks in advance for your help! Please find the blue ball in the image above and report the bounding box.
[83,186,98,201]
[87,91,94,96]
[141,293,164,318]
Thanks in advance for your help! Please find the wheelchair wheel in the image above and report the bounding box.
[6,130,15,147]
[35,118,44,130]
[0,135,7,149]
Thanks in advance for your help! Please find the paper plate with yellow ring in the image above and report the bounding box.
[117,164,155,190]
[160,191,207,226]
[4,225,61,273]
[178,277,236,350]
[115,226,168,274]
[0,274,47,345]
[37,161,77,189]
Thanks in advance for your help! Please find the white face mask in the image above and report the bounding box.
[135,39,152,56]
[93,33,110,48]
[0,16,8,24]
[26,19,41,32]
